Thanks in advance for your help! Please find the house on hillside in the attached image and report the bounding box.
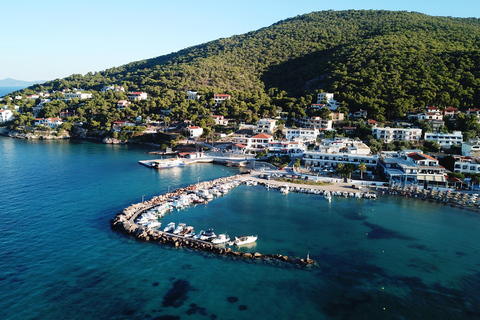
[212,115,229,126]
[117,100,131,110]
[128,92,148,101]
[213,94,231,104]
[186,126,203,138]
[0,109,14,123]
[317,93,339,111]
[34,117,63,128]
[254,118,276,134]
[187,91,201,100]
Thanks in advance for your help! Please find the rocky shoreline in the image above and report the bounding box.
[110,174,317,269]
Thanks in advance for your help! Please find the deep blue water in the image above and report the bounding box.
[1,136,480,319]
[0,86,27,97]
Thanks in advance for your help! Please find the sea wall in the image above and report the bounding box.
[110,174,317,269]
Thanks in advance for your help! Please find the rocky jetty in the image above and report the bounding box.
[110,174,317,269]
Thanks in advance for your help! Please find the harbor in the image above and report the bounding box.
[110,169,387,268]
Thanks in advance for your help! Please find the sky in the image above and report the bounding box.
[2,0,480,82]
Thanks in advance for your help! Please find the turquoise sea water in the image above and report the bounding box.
[1,136,480,320]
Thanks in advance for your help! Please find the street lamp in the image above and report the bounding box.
[168,185,170,193]
[142,194,145,203]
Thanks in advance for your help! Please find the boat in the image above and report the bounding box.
[280,185,289,194]
[199,229,217,241]
[173,223,186,234]
[145,221,162,229]
[196,189,214,200]
[230,235,257,246]
[163,222,175,232]
[151,158,185,169]
[324,191,332,202]
[180,226,194,236]
[211,233,230,244]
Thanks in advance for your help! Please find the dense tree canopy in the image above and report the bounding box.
[6,10,480,125]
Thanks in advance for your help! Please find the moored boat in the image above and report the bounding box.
[230,235,257,246]
[211,233,230,244]
[163,222,175,232]
[152,158,185,169]
[173,222,186,234]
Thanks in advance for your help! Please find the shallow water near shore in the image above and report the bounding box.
[1,136,480,319]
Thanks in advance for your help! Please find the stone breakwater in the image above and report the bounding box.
[110,174,317,268]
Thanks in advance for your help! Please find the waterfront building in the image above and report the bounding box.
[378,150,447,187]
[231,133,273,152]
[453,156,480,174]
[302,137,377,171]
[34,117,63,128]
[424,131,463,148]
[0,109,14,123]
[128,92,148,101]
[64,91,93,100]
[285,128,319,143]
[372,127,422,143]
[112,120,136,132]
[267,140,306,156]
[254,118,276,134]
[186,126,203,138]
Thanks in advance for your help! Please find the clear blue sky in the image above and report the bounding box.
[3,0,479,82]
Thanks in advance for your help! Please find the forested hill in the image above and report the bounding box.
[27,10,480,120]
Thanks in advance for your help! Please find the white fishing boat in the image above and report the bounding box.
[163,222,175,232]
[145,221,162,229]
[211,233,230,244]
[230,235,257,246]
[151,158,185,169]
[196,189,214,200]
[280,185,289,194]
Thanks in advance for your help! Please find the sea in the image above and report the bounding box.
[1,136,480,320]
[0,86,28,97]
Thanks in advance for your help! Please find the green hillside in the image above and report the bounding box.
[14,10,480,123]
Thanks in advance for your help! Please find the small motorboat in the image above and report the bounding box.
[173,223,186,234]
[199,229,217,241]
[230,235,257,246]
[163,222,175,232]
[211,233,230,244]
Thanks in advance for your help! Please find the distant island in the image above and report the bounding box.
[0,78,46,87]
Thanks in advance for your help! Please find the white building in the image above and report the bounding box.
[128,92,148,101]
[461,139,480,157]
[186,126,203,138]
[268,140,306,156]
[378,150,446,187]
[372,127,422,143]
[417,113,444,121]
[424,131,463,148]
[187,91,200,100]
[64,91,93,100]
[453,157,480,174]
[101,85,125,92]
[285,128,319,142]
[34,117,63,128]
[296,117,333,130]
[317,93,339,111]
[303,137,377,171]
[117,100,131,110]
[231,133,273,152]
[0,109,14,123]
[254,118,276,134]
[212,115,229,126]
[213,94,231,104]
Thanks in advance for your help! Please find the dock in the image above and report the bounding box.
[110,174,317,268]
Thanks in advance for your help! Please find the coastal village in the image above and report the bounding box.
[2,86,480,192]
